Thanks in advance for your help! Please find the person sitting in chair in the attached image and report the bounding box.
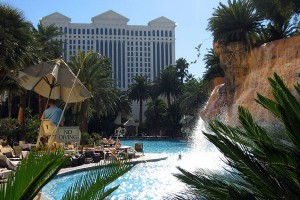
[41,99,64,127]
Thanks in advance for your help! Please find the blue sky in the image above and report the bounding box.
[2,0,226,79]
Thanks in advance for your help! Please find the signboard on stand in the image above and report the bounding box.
[56,126,81,143]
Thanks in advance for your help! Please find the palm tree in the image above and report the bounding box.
[207,0,262,46]
[155,65,181,107]
[0,76,23,118]
[34,23,63,117]
[175,58,189,84]
[0,149,133,200]
[202,48,224,81]
[69,50,119,132]
[0,4,35,85]
[172,73,300,199]
[251,0,300,41]
[128,76,151,123]
[144,98,167,133]
[179,79,208,116]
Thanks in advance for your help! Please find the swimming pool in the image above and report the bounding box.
[43,121,224,200]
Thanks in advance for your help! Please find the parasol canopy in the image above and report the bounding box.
[15,59,92,103]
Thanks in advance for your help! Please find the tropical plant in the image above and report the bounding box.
[251,0,300,41]
[0,117,19,144]
[0,149,133,200]
[175,58,189,84]
[144,98,167,133]
[207,0,262,46]
[34,23,63,61]
[69,50,119,132]
[0,4,35,85]
[172,73,300,199]
[0,76,23,118]
[128,76,151,123]
[155,65,181,108]
[179,79,208,116]
[202,48,224,82]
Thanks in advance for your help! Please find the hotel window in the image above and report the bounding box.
[122,29,125,35]
[140,31,142,36]
[78,40,81,44]
[78,29,81,34]
[83,40,85,44]
[64,27,67,33]
[140,52,142,56]
[140,47,142,51]
[157,30,159,36]
[87,29,90,35]
[105,28,107,35]
[118,29,121,35]
[169,31,172,37]
[136,52,138,56]
[127,30,129,35]
[91,41,93,45]
[135,30,138,36]
[165,30,168,37]
[109,29,112,35]
[135,42,138,46]
[161,30,164,36]
[140,42,142,46]
[152,30,155,36]
[60,27,63,32]
[96,28,99,34]
[69,28,71,34]
[83,29,85,34]
[144,31,146,36]
[131,30,133,35]
[73,29,76,34]
[92,29,94,34]
[127,47,130,51]
[101,28,103,34]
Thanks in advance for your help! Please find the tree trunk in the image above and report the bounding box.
[8,92,12,118]
[39,95,44,118]
[79,100,90,133]
[18,90,27,140]
[167,94,171,108]
[139,99,143,124]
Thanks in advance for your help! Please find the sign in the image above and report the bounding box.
[56,126,81,143]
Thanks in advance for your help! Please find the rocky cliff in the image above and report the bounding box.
[201,36,300,125]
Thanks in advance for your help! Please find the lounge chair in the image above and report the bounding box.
[134,143,144,156]
[0,154,17,171]
[13,146,22,158]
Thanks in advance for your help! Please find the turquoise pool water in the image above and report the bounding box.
[43,132,223,199]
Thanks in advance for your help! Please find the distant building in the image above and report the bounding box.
[41,10,176,89]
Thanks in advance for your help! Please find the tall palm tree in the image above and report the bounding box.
[172,73,300,199]
[251,0,299,41]
[207,0,262,46]
[202,48,224,81]
[0,76,23,118]
[144,98,167,133]
[34,23,63,117]
[69,50,119,132]
[155,65,181,107]
[128,76,151,123]
[175,58,189,84]
[0,4,35,85]
[179,79,208,116]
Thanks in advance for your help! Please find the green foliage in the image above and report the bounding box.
[62,160,134,200]
[80,132,93,145]
[207,0,262,46]
[0,118,19,142]
[179,79,208,116]
[175,58,189,84]
[24,114,40,143]
[173,72,300,199]
[144,98,167,133]
[0,149,134,200]
[202,48,224,82]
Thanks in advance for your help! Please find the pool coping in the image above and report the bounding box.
[56,153,168,177]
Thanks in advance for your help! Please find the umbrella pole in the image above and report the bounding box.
[52,60,83,141]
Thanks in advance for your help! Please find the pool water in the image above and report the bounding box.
[43,120,224,200]
[43,139,223,200]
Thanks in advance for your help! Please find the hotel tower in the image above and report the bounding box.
[41,10,176,89]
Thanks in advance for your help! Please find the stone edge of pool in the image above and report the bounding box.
[56,153,168,177]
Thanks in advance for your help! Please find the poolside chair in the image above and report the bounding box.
[0,154,17,171]
[84,151,95,163]
[13,146,22,158]
[134,143,144,156]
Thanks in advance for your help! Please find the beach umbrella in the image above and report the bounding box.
[15,58,92,103]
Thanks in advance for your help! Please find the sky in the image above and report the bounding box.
[2,0,226,79]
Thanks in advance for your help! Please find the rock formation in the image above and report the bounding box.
[201,36,300,125]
